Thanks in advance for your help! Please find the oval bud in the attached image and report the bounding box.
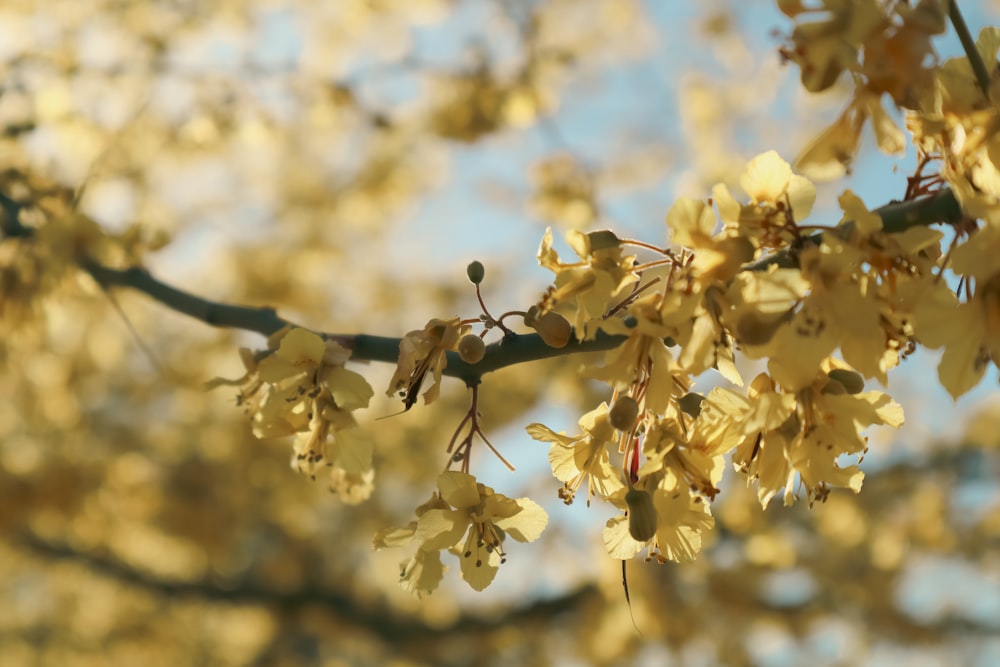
[678,392,705,418]
[457,334,486,364]
[523,305,540,328]
[609,396,640,431]
[466,260,485,285]
[827,368,864,394]
[625,488,657,542]
[821,378,847,395]
[533,311,571,348]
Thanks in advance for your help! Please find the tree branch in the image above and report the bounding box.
[1,186,966,385]
[17,532,596,643]
[949,0,992,99]
[748,187,963,270]
[81,261,292,337]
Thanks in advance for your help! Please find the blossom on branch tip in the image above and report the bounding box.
[639,387,749,500]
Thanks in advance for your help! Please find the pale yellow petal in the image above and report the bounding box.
[603,515,644,559]
[666,197,716,247]
[414,508,468,551]
[459,530,502,591]
[276,328,326,365]
[496,498,548,542]
[324,366,374,411]
[741,151,792,203]
[335,426,372,474]
[399,549,445,598]
[372,523,416,550]
[437,470,482,509]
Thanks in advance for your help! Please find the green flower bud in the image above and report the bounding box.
[466,260,485,285]
[457,334,486,364]
[609,396,640,431]
[532,311,571,348]
[625,488,657,542]
[678,392,705,418]
[827,368,864,394]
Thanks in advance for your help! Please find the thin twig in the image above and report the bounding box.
[949,0,992,99]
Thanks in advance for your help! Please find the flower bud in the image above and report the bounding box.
[466,260,485,285]
[678,392,704,418]
[609,396,640,431]
[457,334,486,364]
[826,368,864,394]
[625,488,657,542]
[523,305,540,328]
[532,311,571,348]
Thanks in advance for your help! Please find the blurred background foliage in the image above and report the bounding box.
[1,0,1000,665]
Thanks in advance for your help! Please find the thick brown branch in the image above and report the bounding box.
[82,261,291,337]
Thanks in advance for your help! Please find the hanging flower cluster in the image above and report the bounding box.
[212,327,376,504]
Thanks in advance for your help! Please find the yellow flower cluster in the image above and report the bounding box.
[216,327,376,504]
[528,150,917,564]
[373,471,548,596]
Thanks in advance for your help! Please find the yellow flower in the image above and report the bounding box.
[536,228,638,338]
[412,471,548,591]
[910,271,1000,399]
[603,486,715,563]
[386,317,467,408]
[640,387,749,499]
[780,0,887,93]
[666,198,754,285]
[526,403,626,504]
[796,89,904,181]
[733,369,903,507]
[712,151,816,249]
[372,493,451,598]
[585,295,690,415]
[220,327,376,503]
